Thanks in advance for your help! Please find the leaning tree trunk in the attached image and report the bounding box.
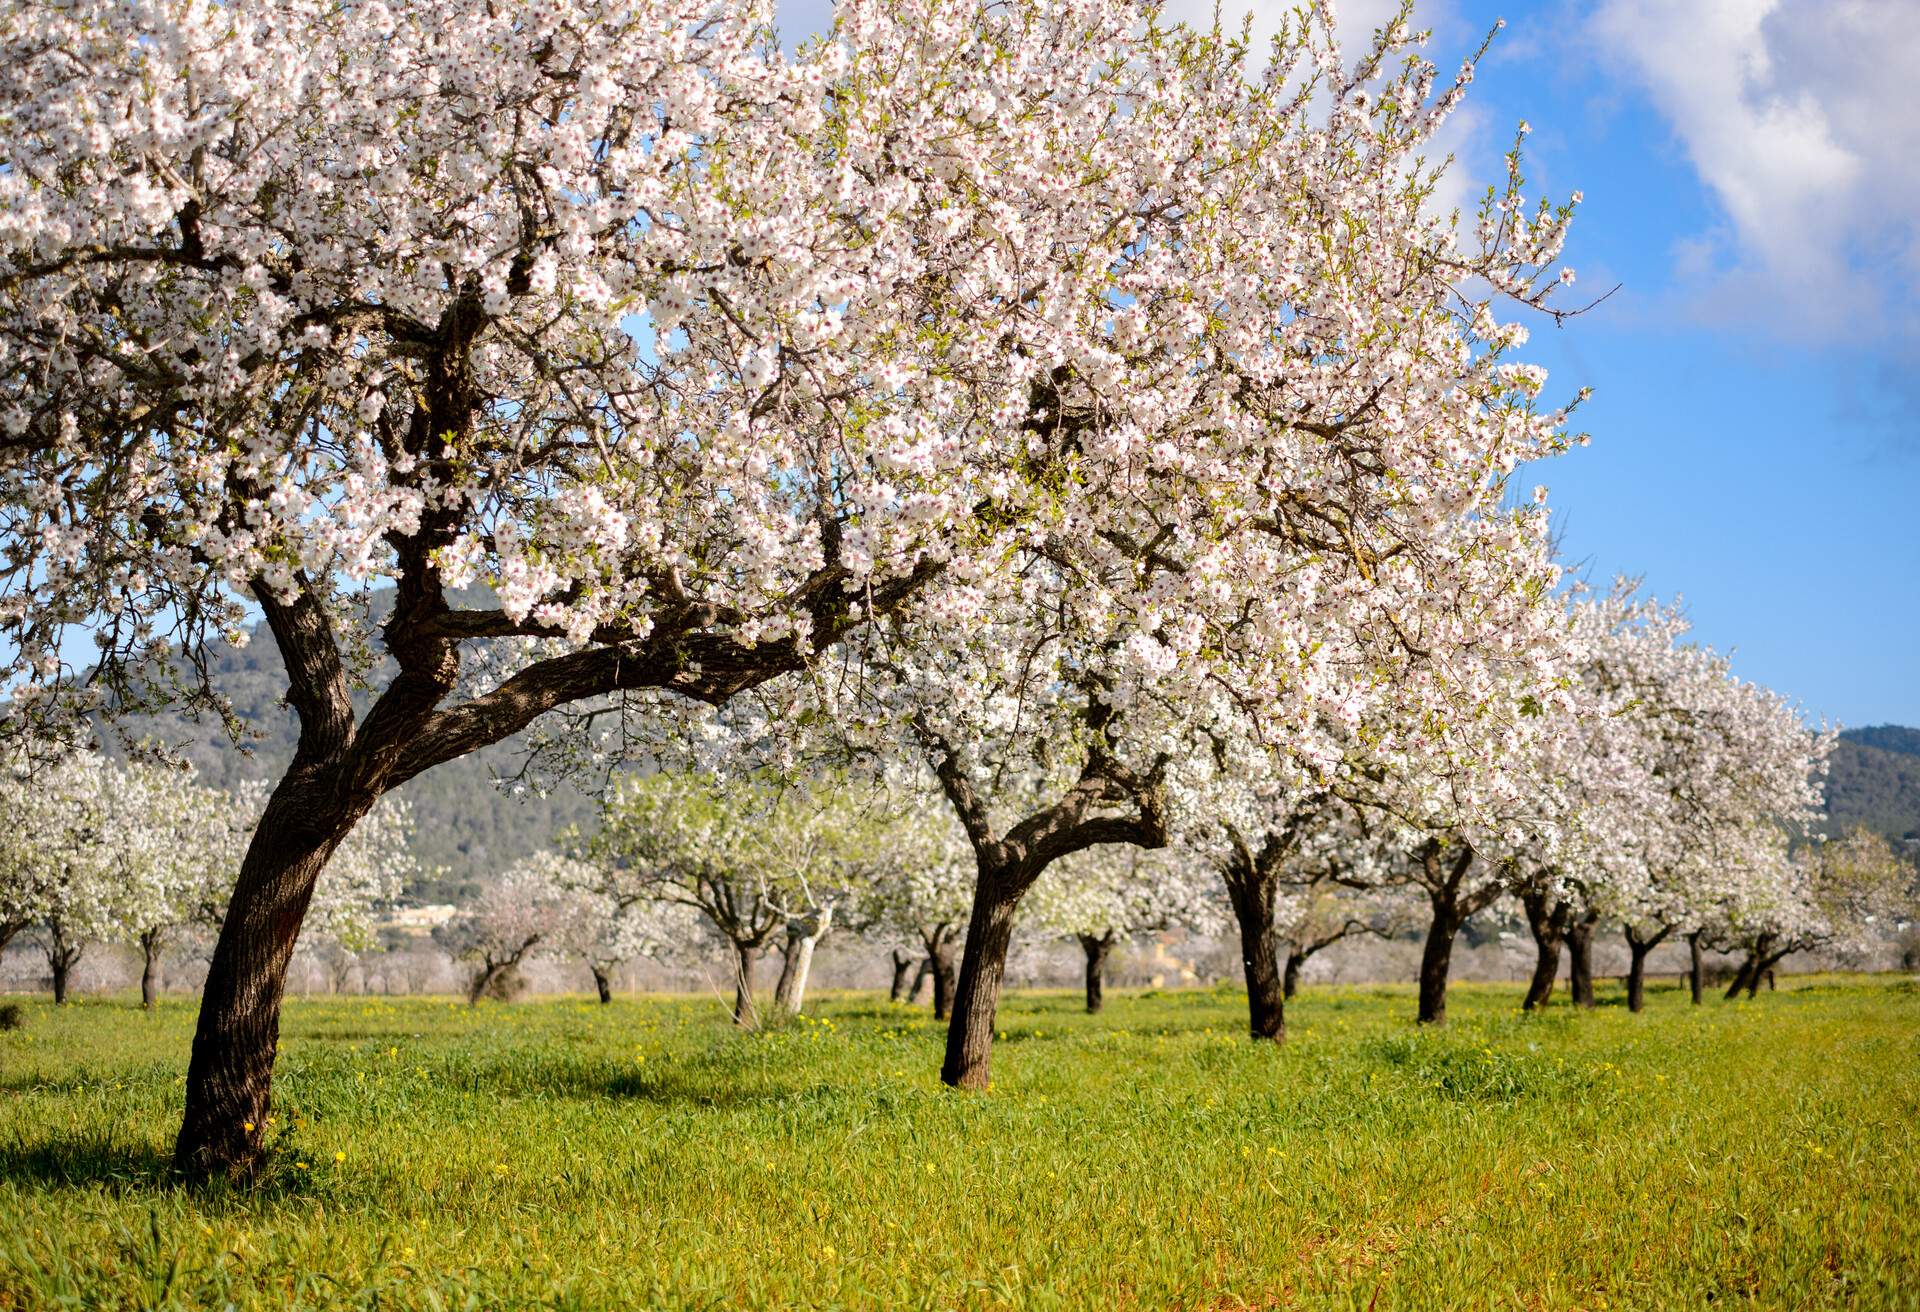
[141,931,164,1010]
[773,906,833,1017]
[1079,933,1113,1014]
[1282,949,1304,1001]
[1567,913,1599,1009]
[941,871,1025,1090]
[175,786,358,1181]
[591,965,613,1005]
[1417,901,1463,1025]
[1687,932,1705,1005]
[1520,888,1568,1011]
[909,956,933,1004]
[888,950,915,1002]
[1222,863,1285,1041]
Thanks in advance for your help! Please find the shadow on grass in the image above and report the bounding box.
[0,1130,174,1192]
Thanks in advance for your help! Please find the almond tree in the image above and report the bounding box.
[5,752,115,1003]
[436,859,573,1005]
[1024,845,1220,1013]
[1715,828,1910,999]
[0,0,1585,1168]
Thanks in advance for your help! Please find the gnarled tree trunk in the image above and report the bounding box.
[1079,932,1113,1014]
[591,965,613,1005]
[42,918,86,1006]
[925,930,958,1021]
[909,956,932,1004]
[1686,931,1705,1005]
[1282,949,1304,1001]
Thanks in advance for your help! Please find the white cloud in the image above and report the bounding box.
[1592,0,1920,339]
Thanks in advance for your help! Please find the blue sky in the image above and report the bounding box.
[776,0,1920,728]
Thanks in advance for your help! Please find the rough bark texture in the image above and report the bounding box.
[1079,933,1113,1014]
[175,782,356,1180]
[941,873,1023,1089]
[1520,885,1569,1011]
[591,966,612,1005]
[1567,911,1599,1008]
[1687,932,1705,1005]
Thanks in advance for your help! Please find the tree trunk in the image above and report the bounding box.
[1567,913,1598,1009]
[1687,932,1705,1005]
[940,872,1023,1090]
[141,931,163,1010]
[1626,940,1650,1013]
[466,961,503,1005]
[1221,861,1284,1042]
[43,920,84,1006]
[773,907,832,1017]
[1417,902,1463,1025]
[1623,925,1670,1014]
[591,966,612,1005]
[909,956,932,1005]
[889,950,915,1002]
[1079,933,1112,1014]
[1282,949,1303,1001]
[929,940,957,1022]
[1725,952,1759,1000]
[175,789,356,1181]
[1520,887,1567,1011]
[731,942,759,1027]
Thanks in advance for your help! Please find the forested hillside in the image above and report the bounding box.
[111,597,602,903]
[1827,726,1920,844]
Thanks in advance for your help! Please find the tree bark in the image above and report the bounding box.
[1687,931,1705,1005]
[1520,886,1568,1011]
[1417,903,1463,1025]
[1221,856,1285,1041]
[888,949,915,1003]
[928,937,957,1022]
[909,956,932,1004]
[1567,911,1599,1009]
[773,906,832,1017]
[1725,951,1759,1000]
[175,785,356,1180]
[43,919,85,1006]
[731,942,759,1027]
[940,872,1023,1090]
[1079,933,1113,1014]
[591,966,612,1005]
[1282,949,1304,1001]
[1623,924,1671,1014]
[141,931,163,1010]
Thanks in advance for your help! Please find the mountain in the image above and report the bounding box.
[112,598,603,904]
[1827,725,1920,845]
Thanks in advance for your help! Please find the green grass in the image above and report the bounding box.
[2,976,1917,1310]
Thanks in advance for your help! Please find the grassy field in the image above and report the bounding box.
[2,975,1917,1310]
